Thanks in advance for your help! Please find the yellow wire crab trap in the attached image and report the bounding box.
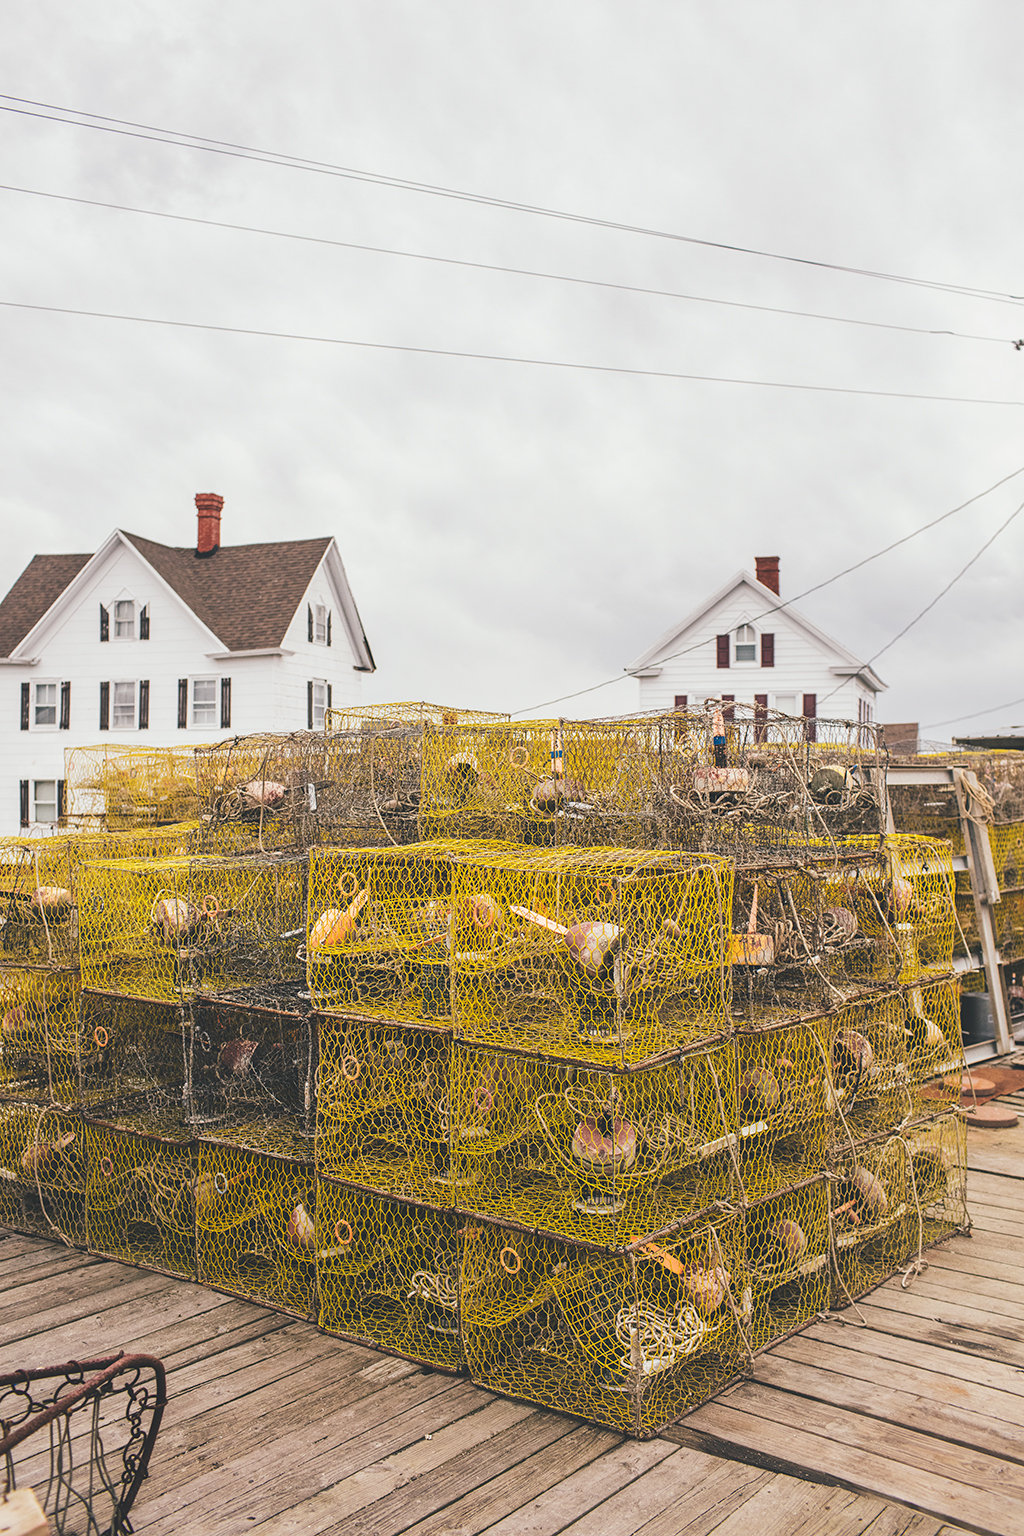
[315,1180,465,1371]
[733,1024,831,1201]
[885,834,955,983]
[0,1102,85,1244]
[188,984,315,1149]
[0,967,81,1106]
[78,854,305,1004]
[84,1122,196,1278]
[326,700,510,733]
[903,1112,968,1245]
[745,1176,831,1351]
[902,979,965,1121]
[195,1140,317,1319]
[449,1041,737,1246]
[819,992,910,1145]
[195,732,360,854]
[64,744,203,828]
[460,1210,749,1435]
[76,992,187,1126]
[829,1133,913,1305]
[315,1019,454,1205]
[993,889,1024,964]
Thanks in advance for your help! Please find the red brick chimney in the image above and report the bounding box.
[755,555,780,595]
[195,492,224,556]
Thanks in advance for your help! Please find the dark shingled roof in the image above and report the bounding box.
[0,553,92,656]
[123,532,333,651]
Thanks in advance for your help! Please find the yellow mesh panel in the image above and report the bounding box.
[745,1177,830,1350]
[0,967,81,1105]
[327,701,509,732]
[77,992,186,1122]
[987,822,1024,888]
[84,1122,196,1277]
[885,834,955,982]
[79,855,305,1003]
[195,1141,317,1317]
[994,890,1024,963]
[830,1134,912,1304]
[65,744,202,828]
[316,1181,465,1371]
[902,980,965,1120]
[460,1213,748,1435]
[189,986,314,1149]
[417,721,562,845]
[734,1025,830,1201]
[821,993,909,1144]
[0,1103,85,1243]
[903,1113,968,1245]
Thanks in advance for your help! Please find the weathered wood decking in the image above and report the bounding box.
[7,1104,1024,1536]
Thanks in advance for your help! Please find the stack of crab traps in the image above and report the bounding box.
[0,700,970,1440]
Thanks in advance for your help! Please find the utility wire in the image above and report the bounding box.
[1,182,1018,349]
[4,93,1024,309]
[6,297,1024,404]
[923,694,1024,730]
[511,462,1024,715]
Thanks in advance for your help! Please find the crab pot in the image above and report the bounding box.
[821,992,909,1145]
[829,1135,913,1305]
[315,1019,453,1204]
[0,836,83,968]
[994,889,1024,965]
[77,991,188,1123]
[194,731,351,855]
[733,1024,831,1201]
[84,1122,196,1278]
[886,835,955,983]
[450,1041,737,1246]
[0,1102,85,1244]
[461,1211,748,1436]
[315,1179,465,1371]
[987,820,1024,890]
[902,980,965,1120]
[64,743,201,829]
[901,1113,968,1246]
[195,1140,317,1318]
[449,847,733,1067]
[744,1178,830,1351]
[188,983,314,1145]
[78,854,305,1005]
[323,721,431,845]
[0,966,81,1105]
[417,720,563,846]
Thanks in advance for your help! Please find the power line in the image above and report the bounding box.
[7,296,1024,403]
[4,93,1024,310]
[924,694,1024,730]
[511,462,1024,715]
[2,182,1018,350]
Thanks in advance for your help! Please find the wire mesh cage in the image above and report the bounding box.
[194,731,354,855]
[450,1041,737,1246]
[460,1210,749,1435]
[65,744,203,828]
[0,966,81,1106]
[993,889,1024,964]
[903,1112,968,1246]
[326,700,511,733]
[315,1180,465,1371]
[79,854,306,1004]
[0,1103,85,1244]
[77,991,187,1126]
[902,979,965,1121]
[885,834,956,984]
[986,820,1024,887]
[745,1176,831,1351]
[84,1122,196,1278]
[733,1024,831,1201]
[195,1140,317,1318]
[188,983,315,1151]
[315,1018,453,1204]
[829,1133,913,1305]
[821,992,909,1145]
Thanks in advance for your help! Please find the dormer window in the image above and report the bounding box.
[734,624,757,662]
[309,603,332,646]
[114,599,136,639]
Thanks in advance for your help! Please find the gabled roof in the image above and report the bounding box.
[626,568,885,692]
[0,554,92,657]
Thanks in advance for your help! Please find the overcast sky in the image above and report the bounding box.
[3,3,1024,739]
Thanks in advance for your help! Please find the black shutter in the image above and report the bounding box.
[307,680,314,730]
[326,682,332,716]
[59,681,71,730]
[100,604,109,642]
[326,612,332,647]
[308,605,314,643]
[761,633,775,668]
[138,680,150,730]
[139,604,150,640]
[722,694,735,724]
[716,634,730,668]
[99,681,110,730]
[177,679,188,729]
[220,677,232,730]
[20,683,29,731]
[19,780,29,827]
[57,779,66,823]
[673,695,687,711]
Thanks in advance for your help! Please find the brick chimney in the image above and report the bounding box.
[755,555,780,595]
[195,492,224,556]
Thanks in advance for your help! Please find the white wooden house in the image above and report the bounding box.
[0,493,374,832]
[626,556,884,727]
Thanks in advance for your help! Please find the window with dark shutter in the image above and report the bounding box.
[59,681,71,730]
[673,695,687,711]
[326,682,332,713]
[177,679,188,729]
[99,681,110,730]
[326,612,332,647]
[761,633,775,668]
[20,683,29,731]
[721,694,735,723]
[220,677,232,730]
[138,680,150,730]
[99,604,110,642]
[57,780,66,823]
[307,680,314,730]
[19,780,29,827]
[754,694,768,742]
[139,605,150,640]
[308,605,314,643]
[716,634,730,668]
[803,694,817,743]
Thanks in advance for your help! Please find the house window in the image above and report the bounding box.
[33,780,58,825]
[192,678,218,727]
[734,625,757,663]
[314,604,329,644]
[114,599,136,639]
[310,680,328,730]
[34,683,57,727]
[112,681,137,729]
[774,693,796,716]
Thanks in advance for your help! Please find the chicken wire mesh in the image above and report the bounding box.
[734,1024,831,1201]
[84,1122,196,1277]
[993,889,1024,964]
[195,1140,317,1318]
[326,700,510,733]
[64,744,203,829]
[460,1211,749,1435]
[0,1103,85,1244]
[78,854,305,1004]
[187,983,315,1150]
[195,732,365,855]
[0,966,81,1106]
[822,992,910,1146]
[903,1112,968,1246]
[76,990,187,1127]
[886,834,956,984]
[829,1133,913,1305]
[316,1180,465,1371]
[902,979,965,1121]
[745,1177,831,1351]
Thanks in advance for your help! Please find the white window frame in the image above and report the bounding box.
[772,693,797,716]
[111,680,138,730]
[734,623,757,664]
[33,680,59,730]
[113,597,137,640]
[191,676,219,728]
[33,779,59,825]
[313,603,330,645]
[311,679,328,730]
